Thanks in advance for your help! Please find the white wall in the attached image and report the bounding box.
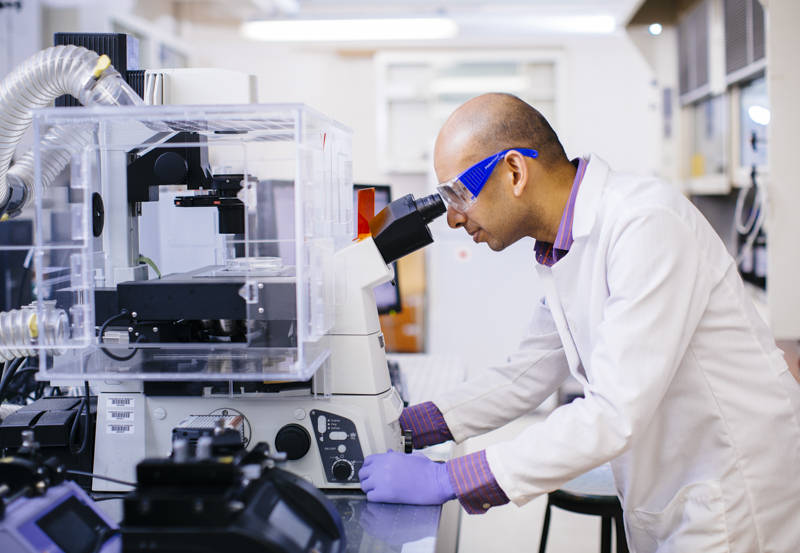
[1,0,41,157]
[0,0,41,75]
[765,0,800,340]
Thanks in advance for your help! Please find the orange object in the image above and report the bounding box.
[357,188,375,237]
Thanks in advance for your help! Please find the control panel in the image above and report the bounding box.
[311,410,365,484]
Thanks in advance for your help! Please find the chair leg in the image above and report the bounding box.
[614,515,629,553]
[538,500,552,553]
[600,516,612,553]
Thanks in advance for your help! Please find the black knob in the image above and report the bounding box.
[404,430,413,454]
[153,152,188,184]
[91,192,104,238]
[274,424,311,461]
[332,459,354,481]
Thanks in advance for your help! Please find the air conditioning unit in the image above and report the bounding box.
[723,0,766,84]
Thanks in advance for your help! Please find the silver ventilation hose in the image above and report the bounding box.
[0,46,144,359]
[0,45,144,218]
[0,301,69,361]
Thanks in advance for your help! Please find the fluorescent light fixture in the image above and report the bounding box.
[241,18,458,41]
[506,15,616,34]
[748,106,770,125]
[649,23,663,35]
[563,15,616,33]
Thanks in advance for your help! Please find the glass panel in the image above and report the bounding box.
[22,104,352,381]
[739,76,768,168]
[689,94,726,177]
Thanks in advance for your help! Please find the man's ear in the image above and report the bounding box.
[504,151,529,198]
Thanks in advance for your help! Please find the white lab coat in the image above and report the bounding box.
[433,154,800,552]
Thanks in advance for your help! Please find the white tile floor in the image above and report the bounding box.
[456,414,611,553]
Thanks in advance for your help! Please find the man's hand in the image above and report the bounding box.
[359,450,456,505]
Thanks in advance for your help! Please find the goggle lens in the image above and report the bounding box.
[437,180,476,213]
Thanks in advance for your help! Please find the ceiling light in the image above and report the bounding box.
[510,15,616,34]
[649,23,663,35]
[748,106,770,125]
[240,18,459,42]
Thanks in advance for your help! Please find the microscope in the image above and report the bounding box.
[11,99,445,492]
[92,181,445,491]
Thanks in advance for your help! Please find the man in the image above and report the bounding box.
[359,93,800,552]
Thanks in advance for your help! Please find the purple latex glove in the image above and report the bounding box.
[359,449,456,505]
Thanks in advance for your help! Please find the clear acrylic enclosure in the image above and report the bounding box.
[25,103,353,381]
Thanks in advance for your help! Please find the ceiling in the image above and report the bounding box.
[169,0,645,28]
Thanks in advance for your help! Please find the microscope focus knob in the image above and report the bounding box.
[154,152,188,184]
[331,459,354,481]
[275,424,311,461]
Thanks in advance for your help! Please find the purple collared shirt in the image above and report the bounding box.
[534,157,587,267]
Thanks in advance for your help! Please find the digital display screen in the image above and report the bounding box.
[269,500,313,548]
[37,496,109,553]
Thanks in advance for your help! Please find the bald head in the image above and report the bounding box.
[435,93,568,173]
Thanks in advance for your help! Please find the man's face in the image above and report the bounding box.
[435,153,516,252]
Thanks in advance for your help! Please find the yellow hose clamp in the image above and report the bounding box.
[28,312,38,339]
[92,55,112,79]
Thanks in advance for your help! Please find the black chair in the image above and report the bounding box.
[538,464,628,553]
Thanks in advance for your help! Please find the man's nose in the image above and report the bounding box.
[447,208,467,229]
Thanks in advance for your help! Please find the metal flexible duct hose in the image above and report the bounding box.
[0,302,68,361]
[0,45,144,215]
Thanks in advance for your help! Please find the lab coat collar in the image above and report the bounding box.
[571,153,610,239]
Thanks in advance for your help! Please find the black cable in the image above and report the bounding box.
[81,381,91,453]
[91,527,121,553]
[9,367,38,378]
[14,263,30,310]
[68,381,92,456]
[65,470,137,488]
[0,357,25,403]
[0,365,38,405]
[99,309,144,361]
[68,396,87,455]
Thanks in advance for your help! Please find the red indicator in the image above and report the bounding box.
[357,188,375,236]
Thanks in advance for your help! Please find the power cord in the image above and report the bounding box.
[66,470,137,488]
[91,527,121,553]
[0,357,26,403]
[99,309,145,362]
[68,381,91,456]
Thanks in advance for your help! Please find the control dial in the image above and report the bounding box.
[331,459,355,481]
[275,424,311,461]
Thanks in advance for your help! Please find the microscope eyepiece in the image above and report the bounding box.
[413,193,446,224]
[369,193,447,265]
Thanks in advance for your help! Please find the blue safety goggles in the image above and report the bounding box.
[436,148,538,212]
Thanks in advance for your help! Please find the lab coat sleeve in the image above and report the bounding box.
[485,206,712,506]
[433,293,571,444]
